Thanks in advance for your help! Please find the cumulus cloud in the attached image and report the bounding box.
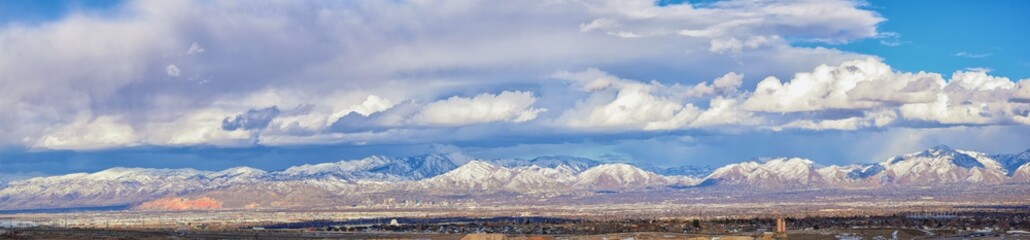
[743,58,941,112]
[222,106,281,131]
[414,91,546,126]
[742,58,1030,128]
[550,58,1030,133]
[1014,81,1030,101]
[552,69,757,131]
[561,83,703,130]
[35,116,138,150]
[684,72,744,97]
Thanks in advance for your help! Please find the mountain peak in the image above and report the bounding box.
[589,163,640,171]
[220,166,267,176]
[908,145,959,157]
[438,160,504,179]
[930,144,954,151]
[575,163,664,189]
[907,146,984,168]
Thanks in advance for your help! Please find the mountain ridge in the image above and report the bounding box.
[2,145,1029,210]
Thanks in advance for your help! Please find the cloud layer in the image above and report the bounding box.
[2,0,1026,151]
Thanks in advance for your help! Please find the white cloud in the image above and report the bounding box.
[876,32,904,47]
[963,67,992,73]
[561,83,702,130]
[3,0,973,150]
[165,64,181,77]
[1014,80,1030,101]
[742,58,1030,127]
[553,59,1029,133]
[709,35,781,54]
[684,72,743,97]
[955,51,992,58]
[553,69,755,131]
[743,58,943,112]
[35,116,139,150]
[414,91,546,126]
[689,96,760,128]
[142,108,255,146]
[776,110,897,131]
[185,42,205,55]
[579,18,620,33]
[327,95,395,122]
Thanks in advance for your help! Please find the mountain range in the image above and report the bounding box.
[1,145,1028,211]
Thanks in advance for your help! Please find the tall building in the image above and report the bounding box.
[775,217,787,239]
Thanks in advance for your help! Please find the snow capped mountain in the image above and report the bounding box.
[1012,163,1030,182]
[873,145,1007,185]
[704,158,827,188]
[419,161,671,193]
[419,161,516,192]
[3,146,1030,210]
[493,155,600,174]
[846,164,885,180]
[574,163,670,189]
[815,164,863,185]
[0,167,266,210]
[371,153,470,180]
[281,156,392,178]
[993,148,1030,175]
[219,166,268,176]
[504,165,579,192]
[278,154,466,182]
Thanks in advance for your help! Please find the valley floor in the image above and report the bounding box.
[4,228,1029,240]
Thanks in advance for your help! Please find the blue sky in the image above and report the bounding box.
[0,0,121,24]
[0,0,1028,179]
[825,0,1030,79]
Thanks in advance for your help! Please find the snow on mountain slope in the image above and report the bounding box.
[492,155,600,174]
[956,149,1005,172]
[418,161,680,193]
[873,145,1007,185]
[993,148,1030,175]
[504,165,578,192]
[573,163,670,189]
[816,165,863,185]
[3,146,1030,210]
[0,167,268,209]
[417,161,517,192]
[279,156,405,182]
[704,158,827,188]
[279,154,465,182]
[370,154,469,180]
[1011,163,1030,182]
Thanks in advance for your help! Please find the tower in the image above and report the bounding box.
[775,217,787,239]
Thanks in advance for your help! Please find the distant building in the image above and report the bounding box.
[775,217,787,239]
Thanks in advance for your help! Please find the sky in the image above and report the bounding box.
[1,0,1029,180]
